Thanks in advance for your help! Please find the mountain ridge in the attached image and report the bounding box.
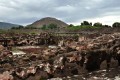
[0,22,20,29]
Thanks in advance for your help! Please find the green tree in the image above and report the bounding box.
[102,25,111,27]
[11,25,24,29]
[112,22,120,27]
[41,25,47,30]
[11,27,16,29]
[68,24,74,27]
[18,25,24,29]
[93,22,102,27]
[81,21,90,25]
[90,22,92,26]
[48,23,57,29]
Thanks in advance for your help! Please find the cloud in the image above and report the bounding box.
[55,5,76,13]
[0,0,119,25]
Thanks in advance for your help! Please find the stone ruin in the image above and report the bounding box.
[0,32,119,80]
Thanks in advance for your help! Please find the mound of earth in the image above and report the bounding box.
[27,17,68,29]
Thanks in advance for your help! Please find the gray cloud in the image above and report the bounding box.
[0,0,120,25]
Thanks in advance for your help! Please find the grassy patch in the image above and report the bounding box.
[66,25,102,30]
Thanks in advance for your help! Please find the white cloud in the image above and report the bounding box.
[0,0,119,25]
[92,0,103,2]
[85,6,91,10]
[55,5,76,13]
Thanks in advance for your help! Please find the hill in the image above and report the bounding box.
[27,17,68,29]
[0,22,20,29]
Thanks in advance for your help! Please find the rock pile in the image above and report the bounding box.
[0,32,119,79]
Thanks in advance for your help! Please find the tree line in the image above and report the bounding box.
[69,21,120,28]
[67,21,120,30]
[11,21,120,30]
[11,23,58,30]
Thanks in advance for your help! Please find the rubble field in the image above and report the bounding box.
[0,32,119,80]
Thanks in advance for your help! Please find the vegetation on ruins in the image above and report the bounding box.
[66,21,120,31]
[11,25,24,29]
[41,23,58,30]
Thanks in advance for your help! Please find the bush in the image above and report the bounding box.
[112,22,120,27]
[41,23,58,30]
[93,22,102,27]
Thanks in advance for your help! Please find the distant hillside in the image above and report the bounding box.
[0,22,20,29]
[27,17,68,29]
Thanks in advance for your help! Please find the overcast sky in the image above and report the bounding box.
[0,0,120,26]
